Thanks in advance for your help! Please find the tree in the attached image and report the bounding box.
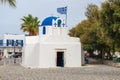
[0,0,16,7]
[100,0,120,53]
[69,4,110,61]
[21,14,40,36]
[85,4,100,23]
[69,0,120,61]
[69,4,103,50]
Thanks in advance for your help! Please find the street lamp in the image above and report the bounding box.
[13,40,16,63]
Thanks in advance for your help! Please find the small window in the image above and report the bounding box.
[0,40,3,46]
[58,19,62,27]
[43,27,46,35]
[6,39,13,46]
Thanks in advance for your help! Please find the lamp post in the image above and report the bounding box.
[13,40,16,63]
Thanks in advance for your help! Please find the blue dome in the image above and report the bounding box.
[41,16,58,26]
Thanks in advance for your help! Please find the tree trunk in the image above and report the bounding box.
[112,42,115,55]
[101,49,105,64]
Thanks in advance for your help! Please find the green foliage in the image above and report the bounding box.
[85,4,100,22]
[69,1,120,53]
[21,14,40,36]
[0,0,16,7]
[100,0,120,52]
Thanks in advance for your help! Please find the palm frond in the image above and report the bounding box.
[20,14,40,36]
[0,0,16,7]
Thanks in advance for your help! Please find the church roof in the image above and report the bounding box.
[41,16,58,26]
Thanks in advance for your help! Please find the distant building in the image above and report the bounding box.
[22,16,83,68]
[0,34,24,58]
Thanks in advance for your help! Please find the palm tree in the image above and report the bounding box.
[21,14,40,36]
[0,0,16,7]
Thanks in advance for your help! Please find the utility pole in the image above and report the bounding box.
[13,40,16,64]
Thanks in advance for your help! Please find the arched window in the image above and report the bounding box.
[43,27,46,35]
[58,19,62,27]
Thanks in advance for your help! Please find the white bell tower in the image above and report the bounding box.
[39,16,68,36]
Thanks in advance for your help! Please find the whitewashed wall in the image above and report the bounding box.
[38,43,81,68]
[22,35,82,68]
[22,36,40,68]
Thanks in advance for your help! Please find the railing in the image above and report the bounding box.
[0,57,22,65]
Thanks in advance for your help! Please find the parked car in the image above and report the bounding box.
[12,53,22,58]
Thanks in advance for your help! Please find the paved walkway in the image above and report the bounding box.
[0,64,120,80]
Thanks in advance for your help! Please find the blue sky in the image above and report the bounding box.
[0,0,105,35]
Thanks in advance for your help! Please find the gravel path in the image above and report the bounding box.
[0,64,120,80]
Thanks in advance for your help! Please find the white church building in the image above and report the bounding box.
[22,16,83,68]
